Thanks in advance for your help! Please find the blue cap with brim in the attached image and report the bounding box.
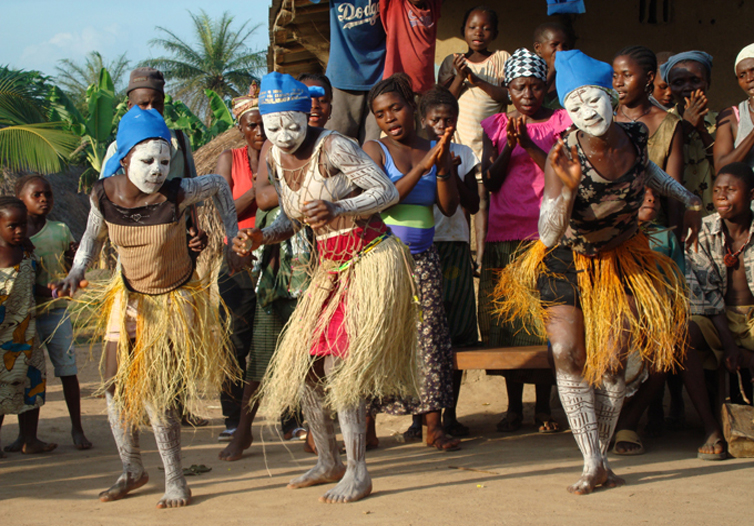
[555,50,615,108]
[258,72,325,116]
[101,107,172,178]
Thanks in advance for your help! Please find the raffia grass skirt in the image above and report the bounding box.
[77,273,237,427]
[493,233,688,385]
[258,235,420,417]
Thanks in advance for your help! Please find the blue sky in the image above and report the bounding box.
[0,0,270,85]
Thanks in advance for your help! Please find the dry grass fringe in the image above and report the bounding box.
[258,236,420,417]
[493,235,688,386]
[74,274,238,428]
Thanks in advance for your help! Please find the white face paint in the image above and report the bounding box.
[564,86,613,137]
[125,139,171,194]
[262,111,308,153]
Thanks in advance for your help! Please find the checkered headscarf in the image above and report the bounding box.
[504,47,548,86]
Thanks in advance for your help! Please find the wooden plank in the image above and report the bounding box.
[453,345,550,370]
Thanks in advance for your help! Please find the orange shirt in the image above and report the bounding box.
[231,146,257,230]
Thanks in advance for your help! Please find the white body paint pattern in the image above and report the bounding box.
[564,87,613,137]
[126,140,171,194]
[262,111,308,153]
[538,188,573,247]
[645,160,700,207]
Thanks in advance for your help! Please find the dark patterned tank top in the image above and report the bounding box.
[560,121,648,256]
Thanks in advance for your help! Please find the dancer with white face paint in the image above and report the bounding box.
[233,72,419,504]
[493,50,704,495]
[53,107,241,509]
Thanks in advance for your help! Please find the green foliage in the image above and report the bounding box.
[145,10,265,122]
[162,89,233,150]
[55,51,130,111]
[0,68,79,174]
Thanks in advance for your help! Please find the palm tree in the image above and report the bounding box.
[145,10,266,122]
[55,51,130,108]
[0,68,79,175]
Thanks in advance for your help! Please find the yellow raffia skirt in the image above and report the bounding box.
[493,233,688,385]
[258,235,420,417]
[76,273,238,427]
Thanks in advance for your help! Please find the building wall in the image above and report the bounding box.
[436,1,754,110]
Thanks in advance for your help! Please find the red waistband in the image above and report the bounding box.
[316,221,388,262]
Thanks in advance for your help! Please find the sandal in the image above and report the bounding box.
[698,438,727,461]
[427,433,461,452]
[612,429,645,456]
[402,424,423,442]
[496,412,523,432]
[534,413,561,434]
[443,420,470,437]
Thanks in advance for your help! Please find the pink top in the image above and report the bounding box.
[480,109,572,242]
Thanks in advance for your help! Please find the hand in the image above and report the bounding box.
[419,126,454,173]
[435,126,455,176]
[724,345,744,373]
[302,200,339,229]
[450,151,462,167]
[549,140,582,191]
[453,54,471,78]
[52,269,86,298]
[233,228,264,256]
[682,201,703,251]
[514,116,534,149]
[466,71,481,86]
[188,227,208,253]
[226,245,254,276]
[505,117,518,149]
[683,89,709,130]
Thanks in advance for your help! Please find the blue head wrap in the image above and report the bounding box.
[555,50,616,108]
[101,107,172,178]
[258,72,326,116]
[659,51,713,83]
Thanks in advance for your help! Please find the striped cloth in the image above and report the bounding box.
[435,241,478,347]
[245,298,297,382]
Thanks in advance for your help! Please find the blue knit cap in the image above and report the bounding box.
[258,72,326,116]
[101,107,171,178]
[555,50,615,107]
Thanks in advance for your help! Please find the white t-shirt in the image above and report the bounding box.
[432,142,480,243]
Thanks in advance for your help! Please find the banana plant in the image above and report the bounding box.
[49,68,117,190]
[162,89,233,150]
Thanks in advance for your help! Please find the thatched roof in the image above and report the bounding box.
[1,167,91,240]
[192,127,247,176]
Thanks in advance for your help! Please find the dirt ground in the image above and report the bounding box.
[2,344,752,526]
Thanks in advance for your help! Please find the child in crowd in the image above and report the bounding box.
[298,73,334,130]
[381,0,441,95]
[713,44,754,171]
[364,74,461,451]
[661,51,717,215]
[532,21,576,110]
[420,85,480,437]
[652,52,675,110]
[0,197,55,456]
[14,175,91,451]
[479,48,572,433]
[614,46,684,232]
[438,5,509,270]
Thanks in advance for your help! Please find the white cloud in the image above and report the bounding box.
[19,25,123,74]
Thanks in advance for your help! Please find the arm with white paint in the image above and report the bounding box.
[538,141,580,247]
[57,197,108,295]
[179,174,239,242]
[645,160,703,248]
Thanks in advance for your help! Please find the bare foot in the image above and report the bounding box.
[3,435,22,453]
[99,471,149,502]
[72,428,93,450]
[426,427,461,451]
[218,430,252,461]
[21,439,57,454]
[303,432,317,455]
[156,483,192,509]
[319,464,372,503]
[567,465,608,495]
[288,463,346,489]
[603,468,626,489]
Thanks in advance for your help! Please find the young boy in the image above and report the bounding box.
[533,21,576,110]
[15,175,91,451]
[685,161,754,459]
[422,85,480,436]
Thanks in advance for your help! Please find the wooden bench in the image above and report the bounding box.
[453,344,551,371]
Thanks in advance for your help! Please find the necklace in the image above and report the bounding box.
[722,223,753,267]
[620,104,652,123]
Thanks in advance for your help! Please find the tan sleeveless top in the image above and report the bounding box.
[647,111,681,169]
[92,179,193,295]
